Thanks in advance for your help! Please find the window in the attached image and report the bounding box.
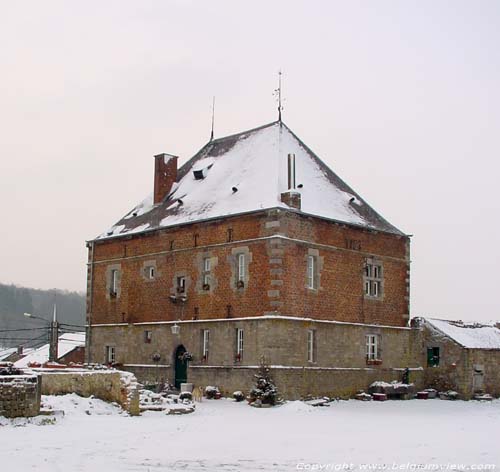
[145,266,155,280]
[203,258,211,288]
[364,260,383,297]
[110,269,118,296]
[307,255,317,289]
[427,347,440,367]
[237,254,245,282]
[236,328,244,361]
[366,335,379,360]
[202,329,210,360]
[177,276,186,293]
[307,329,315,362]
[144,331,152,344]
[105,346,116,364]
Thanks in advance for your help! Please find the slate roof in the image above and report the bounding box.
[425,318,500,350]
[97,121,405,240]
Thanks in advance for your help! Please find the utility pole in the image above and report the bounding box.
[48,303,59,362]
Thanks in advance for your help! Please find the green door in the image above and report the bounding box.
[174,345,187,389]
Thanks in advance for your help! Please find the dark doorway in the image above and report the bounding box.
[174,344,188,389]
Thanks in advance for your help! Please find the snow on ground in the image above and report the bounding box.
[1,395,499,471]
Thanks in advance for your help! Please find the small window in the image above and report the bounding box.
[237,254,245,282]
[105,346,116,364]
[177,276,186,293]
[202,329,210,360]
[364,260,383,298]
[366,335,379,360]
[110,269,118,296]
[203,258,211,288]
[427,347,440,367]
[307,329,315,362]
[307,255,317,289]
[144,331,152,344]
[145,266,155,280]
[236,328,244,361]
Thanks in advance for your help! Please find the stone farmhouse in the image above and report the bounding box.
[86,120,424,398]
[415,318,500,399]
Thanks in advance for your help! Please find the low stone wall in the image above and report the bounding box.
[36,369,140,415]
[0,375,41,418]
[187,365,424,399]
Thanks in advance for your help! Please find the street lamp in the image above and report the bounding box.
[171,323,180,335]
[23,303,59,362]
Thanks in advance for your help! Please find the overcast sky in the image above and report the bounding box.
[1,1,499,321]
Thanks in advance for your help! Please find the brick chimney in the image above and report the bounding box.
[154,153,178,204]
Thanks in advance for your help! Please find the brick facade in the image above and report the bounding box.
[87,209,410,328]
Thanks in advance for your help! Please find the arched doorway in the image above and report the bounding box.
[174,344,188,389]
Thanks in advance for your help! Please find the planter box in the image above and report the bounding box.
[417,391,429,400]
[372,393,387,402]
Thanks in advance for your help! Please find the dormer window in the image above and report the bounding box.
[192,160,214,180]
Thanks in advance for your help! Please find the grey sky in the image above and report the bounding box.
[1,1,499,321]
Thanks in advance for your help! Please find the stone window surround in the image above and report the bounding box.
[171,271,191,296]
[229,247,252,291]
[304,248,323,292]
[141,260,158,282]
[364,257,384,300]
[195,252,219,294]
[105,264,122,300]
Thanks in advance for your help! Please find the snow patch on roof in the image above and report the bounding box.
[14,332,85,368]
[426,318,500,349]
[96,121,403,240]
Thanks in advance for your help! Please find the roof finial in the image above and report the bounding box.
[210,96,215,141]
[274,70,283,122]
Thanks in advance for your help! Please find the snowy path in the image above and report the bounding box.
[1,395,499,471]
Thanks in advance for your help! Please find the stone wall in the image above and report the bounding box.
[420,321,500,399]
[37,369,140,415]
[0,375,41,418]
[90,317,423,399]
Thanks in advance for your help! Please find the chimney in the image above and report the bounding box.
[280,153,301,210]
[17,345,23,356]
[154,153,178,204]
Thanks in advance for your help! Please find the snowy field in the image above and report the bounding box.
[1,395,499,472]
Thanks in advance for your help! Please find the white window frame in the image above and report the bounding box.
[237,254,245,282]
[203,258,211,286]
[202,329,210,359]
[307,255,316,289]
[106,346,116,364]
[146,266,155,279]
[110,269,118,294]
[366,335,379,360]
[364,261,383,298]
[307,329,315,362]
[236,328,244,358]
[177,276,186,293]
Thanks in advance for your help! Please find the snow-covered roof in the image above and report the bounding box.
[14,332,85,368]
[0,347,17,361]
[425,318,500,349]
[97,121,404,240]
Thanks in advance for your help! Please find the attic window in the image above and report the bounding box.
[193,163,213,180]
